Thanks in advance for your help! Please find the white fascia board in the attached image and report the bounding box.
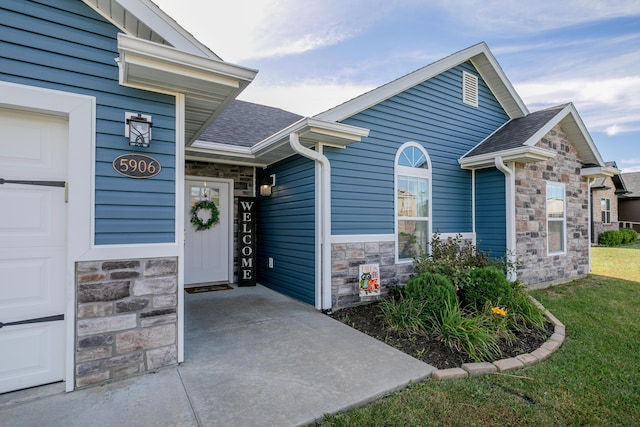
[251,118,369,155]
[560,103,606,167]
[316,42,528,122]
[117,34,257,86]
[581,166,620,178]
[459,146,556,170]
[188,142,255,158]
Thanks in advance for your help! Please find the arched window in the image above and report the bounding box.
[395,142,432,261]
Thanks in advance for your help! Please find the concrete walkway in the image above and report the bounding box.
[0,285,435,427]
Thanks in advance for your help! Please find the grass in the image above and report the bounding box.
[591,239,640,281]
[317,243,640,426]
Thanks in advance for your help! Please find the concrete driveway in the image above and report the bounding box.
[0,285,435,426]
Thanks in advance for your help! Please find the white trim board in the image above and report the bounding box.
[0,81,95,392]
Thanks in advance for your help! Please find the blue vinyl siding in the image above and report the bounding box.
[257,155,316,305]
[328,62,510,235]
[475,168,506,256]
[0,0,176,244]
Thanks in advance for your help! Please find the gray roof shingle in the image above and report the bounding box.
[464,105,567,158]
[621,172,640,198]
[198,100,303,147]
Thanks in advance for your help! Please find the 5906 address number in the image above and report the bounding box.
[112,154,162,179]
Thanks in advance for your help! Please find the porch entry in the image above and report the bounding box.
[0,108,68,393]
[184,178,232,285]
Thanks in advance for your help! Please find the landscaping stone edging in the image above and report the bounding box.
[430,297,564,380]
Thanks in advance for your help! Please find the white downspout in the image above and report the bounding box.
[289,133,332,311]
[495,156,517,281]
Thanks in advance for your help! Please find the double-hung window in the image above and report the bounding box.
[396,142,431,261]
[601,198,611,224]
[546,182,566,254]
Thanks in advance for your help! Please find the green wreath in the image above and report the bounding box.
[190,200,220,231]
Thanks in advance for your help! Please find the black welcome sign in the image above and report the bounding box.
[237,197,257,286]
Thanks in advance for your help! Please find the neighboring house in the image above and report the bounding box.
[0,0,616,395]
[589,162,629,243]
[619,172,640,232]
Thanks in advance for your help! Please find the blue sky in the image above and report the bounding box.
[153,0,640,172]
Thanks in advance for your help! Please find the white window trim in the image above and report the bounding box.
[546,182,566,256]
[394,142,432,263]
[601,198,611,225]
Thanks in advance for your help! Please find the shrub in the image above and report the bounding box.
[620,227,638,244]
[404,272,458,323]
[459,266,513,310]
[599,228,638,246]
[434,300,502,362]
[379,296,427,336]
[413,233,496,290]
[599,230,623,246]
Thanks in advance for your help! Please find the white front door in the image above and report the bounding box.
[0,108,68,394]
[184,179,231,285]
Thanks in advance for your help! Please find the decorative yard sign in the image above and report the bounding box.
[112,153,161,179]
[359,263,381,297]
[237,197,257,286]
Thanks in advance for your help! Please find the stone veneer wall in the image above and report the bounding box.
[331,240,414,307]
[185,162,254,282]
[515,124,590,287]
[591,177,619,243]
[75,257,178,388]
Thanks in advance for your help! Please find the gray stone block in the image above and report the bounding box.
[77,314,137,336]
[431,368,468,380]
[132,277,176,296]
[78,334,114,349]
[144,259,177,277]
[75,371,109,388]
[461,362,497,376]
[103,260,140,270]
[116,324,176,354]
[104,351,144,368]
[146,345,177,370]
[116,298,150,313]
[77,302,114,318]
[78,281,130,303]
[493,358,525,372]
[516,353,538,366]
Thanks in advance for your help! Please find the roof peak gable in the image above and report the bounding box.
[82,0,220,59]
[315,42,528,122]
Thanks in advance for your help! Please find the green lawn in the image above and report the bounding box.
[318,244,640,426]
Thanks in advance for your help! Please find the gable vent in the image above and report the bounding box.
[462,71,478,107]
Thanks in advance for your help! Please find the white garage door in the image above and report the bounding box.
[0,108,68,394]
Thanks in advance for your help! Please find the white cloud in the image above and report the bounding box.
[152,0,398,62]
[434,0,640,33]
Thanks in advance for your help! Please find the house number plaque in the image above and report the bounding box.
[112,154,161,179]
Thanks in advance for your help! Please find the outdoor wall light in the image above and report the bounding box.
[260,174,276,197]
[125,112,152,148]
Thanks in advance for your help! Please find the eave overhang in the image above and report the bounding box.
[459,146,557,170]
[581,165,620,179]
[186,118,370,167]
[116,34,257,144]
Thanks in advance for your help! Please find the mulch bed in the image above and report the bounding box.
[331,301,553,369]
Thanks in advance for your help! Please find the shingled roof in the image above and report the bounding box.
[620,172,640,198]
[464,105,566,158]
[198,100,303,147]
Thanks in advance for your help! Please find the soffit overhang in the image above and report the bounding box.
[116,34,257,144]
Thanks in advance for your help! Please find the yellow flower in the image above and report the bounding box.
[492,306,507,316]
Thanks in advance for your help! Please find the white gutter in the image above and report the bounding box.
[495,156,517,281]
[289,133,332,311]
